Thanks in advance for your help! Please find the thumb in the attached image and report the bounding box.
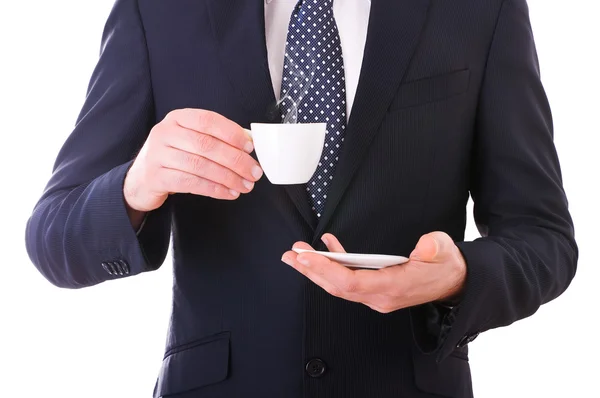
[321,233,347,253]
[410,232,449,262]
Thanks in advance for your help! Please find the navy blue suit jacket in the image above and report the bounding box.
[26,0,577,397]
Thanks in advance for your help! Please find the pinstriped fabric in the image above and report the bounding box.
[25,1,576,397]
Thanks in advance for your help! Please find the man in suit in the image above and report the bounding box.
[26,0,577,397]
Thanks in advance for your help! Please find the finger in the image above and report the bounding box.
[167,109,253,153]
[290,242,395,294]
[294,251,394,295]
[320,234,346,253]
[160,146,254,194]
[281,250,362,302]
[292,241,315,251]
[158,167,240,200]
[410,232,451,263]
[165,126,263,182]
[283,249,402,307]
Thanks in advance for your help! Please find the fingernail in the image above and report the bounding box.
[229,189,240,198]
[281,254,292,265]
[321,235,329,245]
[297,256,310,266]
[252,165,264,180]
[242,179,254,191]
[244,141,254,154]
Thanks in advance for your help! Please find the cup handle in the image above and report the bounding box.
[243,128,253,140]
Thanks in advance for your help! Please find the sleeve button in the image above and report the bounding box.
[101,262,113,275]
[112,261,124,275]
[456,332,479,348]
[119,260,130,275]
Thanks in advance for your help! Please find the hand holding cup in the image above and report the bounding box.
[124,109,264,217]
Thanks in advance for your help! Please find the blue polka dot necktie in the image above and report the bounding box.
[279,0,347,218]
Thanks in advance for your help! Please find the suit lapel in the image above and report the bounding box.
[206,0,318,230]
[313,0,432,241]
[206,0,274,116]
[283,185,318,230]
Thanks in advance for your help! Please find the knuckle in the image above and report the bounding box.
[224,128,239,146]
[369,301,391,314]
[230,149,246,168]
[326,286,343,298]
[379,297,396,313]
[197,110,216,132]
[432,230,449,239]
[367,303,384,313]
[223,169,239,187]
[149,123,166,141]
[165,109,179,121]
[166,108,192,125]
[196,134,217,153]
[175,173,192,189]
[210,182,224,197]
[188,153,206,173]
[341,276,360,294]
[315,265,327,277]
[432,231,451,245]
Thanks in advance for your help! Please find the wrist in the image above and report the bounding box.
[436,293,462,308]
[125,202,147,231]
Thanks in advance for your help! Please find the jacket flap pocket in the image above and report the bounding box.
[390,69,470,111]
[154,332,230,397]
[413,349,473,398]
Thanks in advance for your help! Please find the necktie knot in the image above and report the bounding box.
[297,0,334,12]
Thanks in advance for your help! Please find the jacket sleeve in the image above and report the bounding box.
[412,0,578,362]
[25,0,171,289]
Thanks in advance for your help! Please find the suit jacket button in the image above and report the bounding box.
[305,358,326,378]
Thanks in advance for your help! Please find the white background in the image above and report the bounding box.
[0,1,598,397]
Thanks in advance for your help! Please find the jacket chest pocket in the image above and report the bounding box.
[388,69,471,111]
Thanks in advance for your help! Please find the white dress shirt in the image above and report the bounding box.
[264,0,371,120]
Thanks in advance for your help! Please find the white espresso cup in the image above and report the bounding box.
[245,123,327,185]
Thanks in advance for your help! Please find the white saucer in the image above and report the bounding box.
[291,249,409,270]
